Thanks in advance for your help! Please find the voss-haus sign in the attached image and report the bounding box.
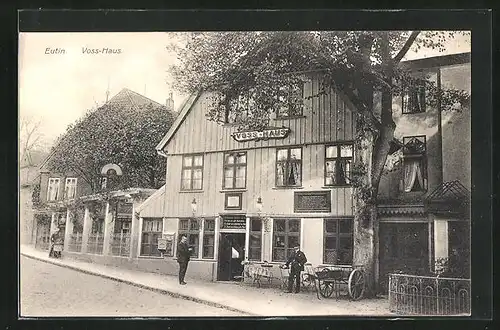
[231,127,290,142]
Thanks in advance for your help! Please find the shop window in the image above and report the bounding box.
[223,152,247,189]
[47,178,60,201]
[323,218,353,265]
[249,218,262,261]
[402,79,426,114]
[64,177,78,199]
[272,218,301,262]
[202,218,215,259]
[178,218,200,258]
[140,218,163,257]
[181,155,204,191]
[402,136,427,192]
[325,144,353,186]
[276,147,302,187]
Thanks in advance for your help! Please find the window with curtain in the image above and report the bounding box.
[249,218,262,261]
[402,79,426,114]
[202,218,215,259]
[223,152,247,189]
[323,218,353,265]
[325,144,353,186]
[272,218,301,262]
[276,147,302,187]
[178,218,200,258]
[47,178,60,201]
[181,154,204,191]
[140,218,163,257]
[403,136,427,192]
[64,177,77,199]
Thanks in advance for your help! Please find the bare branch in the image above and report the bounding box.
[392,31,421,63]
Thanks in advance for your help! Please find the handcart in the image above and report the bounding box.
[313,265,365,300]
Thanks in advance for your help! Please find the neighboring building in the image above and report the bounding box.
[19,148,48,245]
[29,88,175,252]
[377,52,471,291]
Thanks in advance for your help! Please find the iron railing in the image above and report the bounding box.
[388,273,470,315]
[110,233,131,257]
[68,232,83,252]
[87,233,104,255]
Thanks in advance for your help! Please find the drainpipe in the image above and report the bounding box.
[436,68,444,186]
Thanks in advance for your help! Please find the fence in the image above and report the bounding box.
[388,273,470,315]
[68,232,83,252]
[110,233,131,257]
[87,233,104,255]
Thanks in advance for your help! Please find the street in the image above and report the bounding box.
[20,256,244,317]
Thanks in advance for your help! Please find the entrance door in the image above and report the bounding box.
[379,223,429,292]
[217,233,246,281]
[35,220,51,250]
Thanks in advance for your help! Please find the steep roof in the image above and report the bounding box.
[106,88,166,111]
[39,88,172,170]
[155,92,201,153]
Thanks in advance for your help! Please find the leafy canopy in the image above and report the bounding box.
[168,31,470,131]
[48,102,175,192]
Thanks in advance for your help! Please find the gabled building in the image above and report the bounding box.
[377,52,471,291]
[149,53,471,287]
[29,88,175,252]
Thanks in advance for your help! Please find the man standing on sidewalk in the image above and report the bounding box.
[177,235,192,285]
[284,245,307,293]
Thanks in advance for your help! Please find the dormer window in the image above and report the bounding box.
[402,135,427,192]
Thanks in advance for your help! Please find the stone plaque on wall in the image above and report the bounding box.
[294,191,331,213]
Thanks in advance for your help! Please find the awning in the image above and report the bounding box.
[424,180,470,217]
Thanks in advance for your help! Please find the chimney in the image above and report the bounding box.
[166,92,174,111]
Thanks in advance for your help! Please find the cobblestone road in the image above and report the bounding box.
[20,256,243,317]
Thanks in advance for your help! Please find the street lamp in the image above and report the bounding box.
[256,196,263,213]
[191,198,197,215]
[256,196,270,232]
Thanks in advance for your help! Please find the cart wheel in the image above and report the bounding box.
[319,280,335,298]
[348,269,365,300]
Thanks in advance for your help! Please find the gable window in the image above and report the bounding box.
[403,135,427,192]
[325,144,353,186]
[141,218,163,257]
[276,82,304,118]
[324,218,353,265]
[181,154,204,191]
[402,79,426,114]
[272,218,300,262]
[202,218,215,259]
[223,152,247,189]
[276,147,302,187]
[249,218,262,261]
[47,178,60,201]
[178,218,200,259]
[223,92,255,124]
[65,177,78,199]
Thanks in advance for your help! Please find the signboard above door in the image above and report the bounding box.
[221,215,246,230]
[231,127,291,142]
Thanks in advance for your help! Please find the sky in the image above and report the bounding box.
[18,31,471,148]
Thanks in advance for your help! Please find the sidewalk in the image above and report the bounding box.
[20,245,392,317]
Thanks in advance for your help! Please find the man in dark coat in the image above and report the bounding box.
[177,235,192,285]
[284,245,308,293]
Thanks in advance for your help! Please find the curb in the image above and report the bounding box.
[21,252,255,316]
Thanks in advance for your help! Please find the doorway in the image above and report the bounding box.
[217,233,246,281]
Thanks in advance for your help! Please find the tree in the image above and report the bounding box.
[19,115,45,167]
[47,103,176,193]
[168,31,470,295]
